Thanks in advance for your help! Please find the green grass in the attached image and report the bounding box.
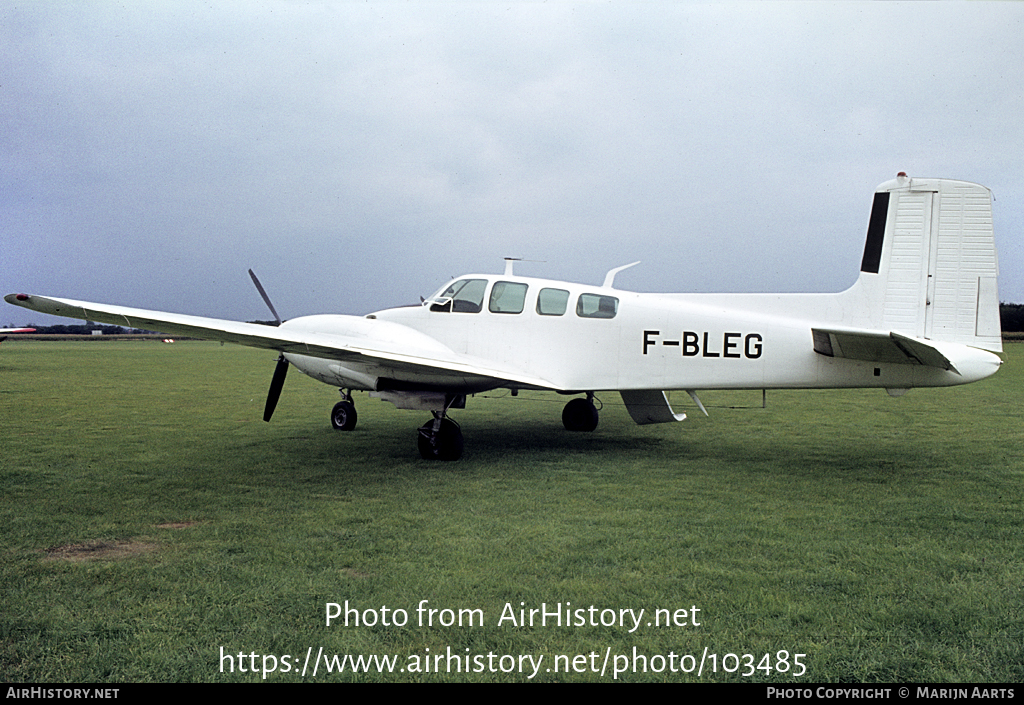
[1,340,1022,682]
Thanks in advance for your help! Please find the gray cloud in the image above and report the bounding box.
[3,2,1022,327]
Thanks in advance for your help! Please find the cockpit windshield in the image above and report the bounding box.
[426,279,487,313]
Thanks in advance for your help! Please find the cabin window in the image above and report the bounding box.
[429,279,487,313]
[488,281,528,314]
[576,293,618,318]
[536,288,569,316]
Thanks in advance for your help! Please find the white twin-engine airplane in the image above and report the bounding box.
[6,175,1004,460]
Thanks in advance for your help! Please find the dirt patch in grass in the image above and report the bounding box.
[156,521,200,529]
[43,540,159,563]
[42,522,197,562]
[341,567,374,579]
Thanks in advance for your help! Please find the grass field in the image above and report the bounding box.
[1,340,1021,682]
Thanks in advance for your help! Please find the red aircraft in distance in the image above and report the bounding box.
[0,327,35,343]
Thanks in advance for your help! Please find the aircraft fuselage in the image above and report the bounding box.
[282,272,1001,397]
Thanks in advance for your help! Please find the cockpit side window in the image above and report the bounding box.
[429,279,487,313]
[576,293,618,318]
[536,288,569,316]
[488,281,528,314]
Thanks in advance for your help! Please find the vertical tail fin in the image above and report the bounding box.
[854,174,1001,353]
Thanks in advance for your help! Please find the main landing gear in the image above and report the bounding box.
[331,390,357,431]
[417,394,465,461]
[329,388,464,461]
[562,392,599,432]
[417,414,464,461]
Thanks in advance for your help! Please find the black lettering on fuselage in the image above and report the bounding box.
[723,332,741,358]
[744,333,763,359]
[645,330,763,360]
[682,331,700,357]
[643,330,659,355]
[701,332,719,358]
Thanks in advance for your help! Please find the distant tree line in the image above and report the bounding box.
[1002,303,1024,333]
[16,324,150,335]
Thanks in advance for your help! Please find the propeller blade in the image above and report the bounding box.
[248,269,282,325]
[264,354,289,422]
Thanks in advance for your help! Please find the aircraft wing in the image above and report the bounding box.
[4,293,557,390]
[811,327,960,374]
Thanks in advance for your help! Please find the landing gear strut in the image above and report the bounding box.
[562,393,599,432]
[331,390,357,431]
[418,414,463,461]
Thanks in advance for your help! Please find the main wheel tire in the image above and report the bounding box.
[562,397,599,432]
[331,400,357,431]
[417,418,464,461]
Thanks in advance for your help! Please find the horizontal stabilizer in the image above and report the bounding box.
[812,328,959,374]
[620,390,686,425]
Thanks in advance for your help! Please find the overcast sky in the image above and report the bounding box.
[3,2,1022,328]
